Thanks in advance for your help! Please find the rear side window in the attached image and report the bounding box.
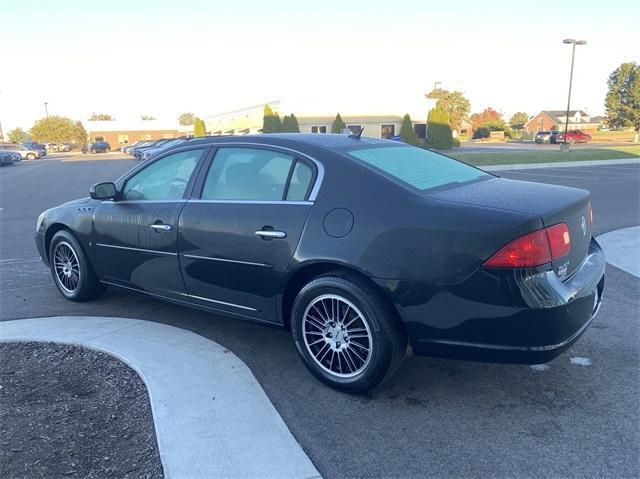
[348,146,489,192]
[201,147,313,201]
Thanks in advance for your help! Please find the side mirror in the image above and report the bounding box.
[90,182,117,200]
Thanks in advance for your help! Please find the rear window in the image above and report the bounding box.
[347,146,490,192]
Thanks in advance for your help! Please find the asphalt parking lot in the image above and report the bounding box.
[1,153,639,478]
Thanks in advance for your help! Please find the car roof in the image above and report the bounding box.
[179,133,392,152]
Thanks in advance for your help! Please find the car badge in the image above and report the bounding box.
[581,216,587,236]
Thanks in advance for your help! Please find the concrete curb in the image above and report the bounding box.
[596,226,640,278]
[0,316,321,479]
[485,158,640,171]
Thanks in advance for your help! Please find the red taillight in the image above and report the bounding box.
[483,223,571,268]
[546,223,571,259]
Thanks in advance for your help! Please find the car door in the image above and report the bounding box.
[178,145,319,322]
[92,146,208,298]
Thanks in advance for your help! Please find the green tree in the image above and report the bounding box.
[193,117,206,137]
[509,112,529,130]
[426,107,455,149]
[399,114,419,145]
[8,127,28,143]
[141,115,156,120]
[262,104,282,133]
[281,114,300,133]
[29,116,86,144]
[426,89,471,132]
[178,112,196,126]
[331,113,347,133]
[605,62,640,140]
[88,113,114,121]
[73,121,88,146]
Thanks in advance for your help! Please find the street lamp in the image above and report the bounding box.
[44,101,49,118]
[561,38,587,148]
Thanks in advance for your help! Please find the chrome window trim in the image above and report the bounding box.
[188,199,312,206]
[95,243,177,256]
[202,141,325,202]
[100,199,186,204]
[177,292,258,311]
[182,253,271,268]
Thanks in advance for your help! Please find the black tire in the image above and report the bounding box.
[291,273,406,393]
[26,153,36,160]
[49,230,104,301]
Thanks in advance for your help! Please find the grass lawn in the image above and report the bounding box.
[447,145,640,166]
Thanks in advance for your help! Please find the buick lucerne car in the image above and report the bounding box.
[35,134,605,392]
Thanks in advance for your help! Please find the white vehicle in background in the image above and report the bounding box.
[0,143,43,160]
[139,138,187,161]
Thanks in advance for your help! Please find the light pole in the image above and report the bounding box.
[44,101,49,118]
[561,39,586,148]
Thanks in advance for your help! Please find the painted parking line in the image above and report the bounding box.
[0,316,321,479]
[597,226,640,278]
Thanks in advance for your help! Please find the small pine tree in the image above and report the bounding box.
[399,114,419,145]
[263,104,282,133]
[426,107,454,149]
[331,113,347,133]
[289,113,300,133]
[193,117,206,137]
[281,114,301,133]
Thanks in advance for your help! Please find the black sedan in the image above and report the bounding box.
[35,134,605,392]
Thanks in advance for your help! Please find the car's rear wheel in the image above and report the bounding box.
[291,274,406,392]
[26,153,36,160]
[49,230,104,301]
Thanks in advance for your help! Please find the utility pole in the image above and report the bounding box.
[44,101,49,118]
[561,39,586,149]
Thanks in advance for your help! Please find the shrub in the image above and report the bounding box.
[331,113,347,133]
[426,107,454,149]
[282,114,300,133]
[473,127,490,139]
[399,113,419,145]
[263,105,282,133]
[193,118,206,137]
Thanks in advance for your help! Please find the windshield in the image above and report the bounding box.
[348,146,490,192]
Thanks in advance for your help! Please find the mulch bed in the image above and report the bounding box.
[0,342,163,478]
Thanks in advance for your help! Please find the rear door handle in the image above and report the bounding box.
[255,230,287,239]
[150,223,172,232]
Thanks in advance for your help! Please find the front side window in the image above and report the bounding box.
[201,147,313,201]
[348,146,490,192]
[122,148,204,200]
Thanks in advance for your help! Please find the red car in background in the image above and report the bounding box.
[553,130,592,144]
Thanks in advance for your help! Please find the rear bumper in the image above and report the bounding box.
[377,238,605,364]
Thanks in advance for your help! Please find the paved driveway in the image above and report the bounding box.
[1,155,638,478]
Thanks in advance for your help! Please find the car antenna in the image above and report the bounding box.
[349,127,365,139]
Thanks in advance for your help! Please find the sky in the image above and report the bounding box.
[1,0,639,132]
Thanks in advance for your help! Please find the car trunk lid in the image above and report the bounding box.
[428,177,592,278]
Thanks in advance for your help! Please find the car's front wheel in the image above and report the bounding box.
[26,153,36,160]
[291,274,406,392]
[49,230,104,301]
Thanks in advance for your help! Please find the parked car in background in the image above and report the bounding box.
[554,130,591,144]
[22,141,47,157]
[139,139,187,161]
[122,141,145,155]
[35,134,604,392]
[125,141,156,156]
[44,143,60,152]
[132,139,171,159]
[0,143,43,160]
[87,141,111,153]
[0,151,15,166]
[59,143,74,152]
[0,150,23,164]
[534,131,553,143]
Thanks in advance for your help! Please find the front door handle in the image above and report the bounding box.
[255,230,287,239]
[150,223,172,232]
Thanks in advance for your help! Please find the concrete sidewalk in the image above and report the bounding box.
[0,316,321,479]
[485,158,640,171]
[597,226,640,278]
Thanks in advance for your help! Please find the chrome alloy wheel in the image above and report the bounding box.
[302,294,373,378]
[53,241,81,293]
